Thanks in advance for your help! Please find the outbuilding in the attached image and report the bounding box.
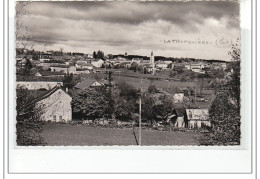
[185,109,211,129]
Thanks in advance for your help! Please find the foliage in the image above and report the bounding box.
[200,93,240,145]
[226,61,240,111]
[32,53,39,61]
[16,88,45,146]
[141,93,174,124]
[205,67,225,79]
[72,89,111,120]
[141,93,156,122]
[93,50,105,59]
[63,73,81,89]
[93,51,97,59]
[148,85,158,93]
[129,62,139,72]
[114,98,136,121]
[112,82,139,121]
[200,42,241,145]
[171,64,185,76]
[117,81,139,100]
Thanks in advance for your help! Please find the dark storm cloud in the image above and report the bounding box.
[17,1,240,60]
[26,1,239,28]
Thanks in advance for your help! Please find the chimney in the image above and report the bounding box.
[66,87,68,93]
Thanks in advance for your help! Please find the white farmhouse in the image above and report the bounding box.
[36,85,72,122]
[173,93,184,103]
[91,59,104,68]
[156,62,168,69]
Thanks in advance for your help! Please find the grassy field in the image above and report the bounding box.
[81,71,200,91]
[113,75,198,91]
[43,123,202,146]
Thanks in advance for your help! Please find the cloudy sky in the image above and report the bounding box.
[17,1,240,61]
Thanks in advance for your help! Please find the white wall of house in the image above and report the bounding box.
[68,66,77,74]
[156,63,168,69]
[37,89,72,122]
[50,66,68,72]
[173,93,184,103]
[91,59,104,68]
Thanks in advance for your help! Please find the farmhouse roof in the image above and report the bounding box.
[40,71,66,76]
[34,85,71,103]
[74,79,104,90]
[50,64,69,68]
[173,108,186,117]
[76,61,91,66]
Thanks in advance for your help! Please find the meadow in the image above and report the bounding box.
[43,123,202,146]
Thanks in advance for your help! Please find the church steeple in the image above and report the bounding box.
[150,51,155,75]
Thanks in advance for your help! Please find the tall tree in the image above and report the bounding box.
[72,89,111,120]
[93,51,97,59]
[200,41,241,145]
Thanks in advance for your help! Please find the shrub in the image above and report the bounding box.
[16,88,45,146]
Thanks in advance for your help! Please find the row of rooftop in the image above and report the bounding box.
[17,53,229,76]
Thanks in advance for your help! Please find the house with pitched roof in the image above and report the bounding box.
[91,59,104,68]
[186,109,211,129]
[35,85,72,122]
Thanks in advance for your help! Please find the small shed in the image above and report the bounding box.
[185,109,210,129]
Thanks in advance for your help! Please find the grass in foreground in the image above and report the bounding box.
[43,123,202,146]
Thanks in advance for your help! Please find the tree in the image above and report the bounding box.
[114,98,136,121]
[200,41,241,145]
[117,81,139,100]
[141,93,156,124]
[93,51,97,59]
[60,48,63,56]
[25,58,32,69]
[200,92,240,145]
[226,62,240,111]
[16,88,45,145]
[148,85,158,93]
[129,62,139,72]
[141,93,174,125]
[32,52,39,61]
[63,73,80,89]
[97,50,105,59]
[72,89,111,120]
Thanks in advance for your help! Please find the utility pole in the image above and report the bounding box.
[194,86,197,105]
[139,78,143,146]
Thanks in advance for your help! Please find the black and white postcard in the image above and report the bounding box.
[5,0,255,175]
